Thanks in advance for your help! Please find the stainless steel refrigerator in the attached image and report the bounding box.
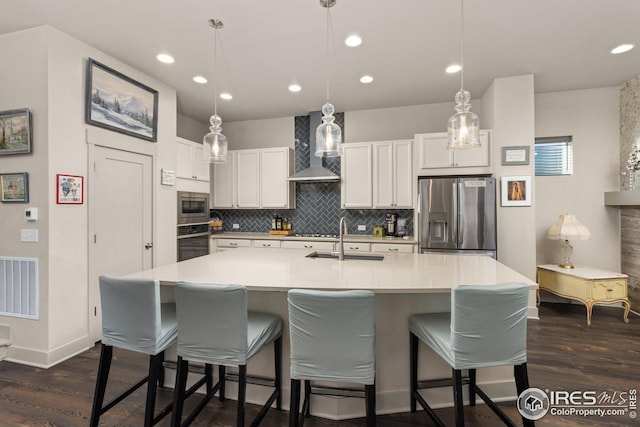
[418,177,497,257]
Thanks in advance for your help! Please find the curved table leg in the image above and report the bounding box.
[586,303,593,327]
[622,299,631,323]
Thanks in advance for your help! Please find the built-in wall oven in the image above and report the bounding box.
[177,191,210,261]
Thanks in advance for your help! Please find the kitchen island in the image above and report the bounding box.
[126,248,538,420]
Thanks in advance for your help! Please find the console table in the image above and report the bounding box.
[537,264,630,326]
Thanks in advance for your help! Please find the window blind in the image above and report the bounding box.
[535,136,573,176]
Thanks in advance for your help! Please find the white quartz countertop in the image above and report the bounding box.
[128,248,537,293]
[537,264,628,279]
[211,232,417,244]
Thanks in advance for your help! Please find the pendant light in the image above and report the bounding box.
[203,19,228,163]
[315,0,343,158]
[447,0,480,150]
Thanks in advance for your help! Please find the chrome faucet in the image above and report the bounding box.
[338,216,348,260]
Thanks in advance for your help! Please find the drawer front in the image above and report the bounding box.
[591,279,627,301]
[343,243,371,252]
[252,240,282,249]
[372,243,415,253]
[281,240,335,251]
[217,238,251,248]
[537,269,589,299]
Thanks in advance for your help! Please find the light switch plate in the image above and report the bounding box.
[233,224,239,229]
[21,229,39,242]
[358,225,366,231]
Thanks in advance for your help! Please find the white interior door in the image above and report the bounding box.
[88,146,153,342]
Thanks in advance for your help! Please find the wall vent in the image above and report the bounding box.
[0,257,38,319]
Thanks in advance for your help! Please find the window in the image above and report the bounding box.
[534,136,573,176]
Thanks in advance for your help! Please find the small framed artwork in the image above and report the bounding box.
[85,58,158,142]
[56,174,84,204]
[1,172,29,202]
[0,108,32,155]
[501,146,530,165]
[501,176,531,206]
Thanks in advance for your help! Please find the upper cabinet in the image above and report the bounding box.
[176,137,210,182]
[373,140,413,208]
[341,143,373,208]
[260,147,295,208]
[414,130,491,176]
[211,147,295,209]
[341,140,413,209]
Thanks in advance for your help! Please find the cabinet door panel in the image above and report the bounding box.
[261,148,290,208]
[454,131,490,167]
[417,133,452,169]
[341,144,372,208]
[192,143,210,181]
[393,140,413,208]
[373,142,394,208]
[176,139,194,179]
[236,150,260,208]
[212,152,235,208]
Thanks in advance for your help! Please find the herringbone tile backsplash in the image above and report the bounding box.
[211,113,414,236]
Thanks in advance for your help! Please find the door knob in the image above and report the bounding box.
[145,243,153,249]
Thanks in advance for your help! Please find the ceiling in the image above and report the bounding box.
[1,0,639,124]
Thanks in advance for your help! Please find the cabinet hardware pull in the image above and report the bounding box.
[304,245,312,248]
[263,243,270,247]
[230,242,238,246]
[389,248,398,252]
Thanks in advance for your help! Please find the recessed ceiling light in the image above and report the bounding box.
[220,92,233,100]
[345,35,362,47]
[611,44,634,54]
[156,53,175,64]
[360,75,374,84]
[446,64,461,74]
[193,76,208,84]
[288,84,302,92]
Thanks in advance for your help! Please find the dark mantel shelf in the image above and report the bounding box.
[604,190,640,206]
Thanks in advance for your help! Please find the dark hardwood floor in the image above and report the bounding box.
[0,303,638,426]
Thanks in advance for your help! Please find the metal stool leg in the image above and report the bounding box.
[171,357,189,427]
[237,365,247,427]
[409,333,418,413]
[289,379,301,427]
[365,383,376,427]
[452,369,465,427]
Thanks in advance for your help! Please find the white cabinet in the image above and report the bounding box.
[281,240,335,251]
[216,238,251,251]
[176,137,210,182]
[235,150,261,208]
[212,151,235,208]
[341,143,373,208]
[211,147,294,209]
[260,148,295,208]
[414,130,491,175]
[252,240,282,249]
[371,243,415,253]
[373,140,413,208]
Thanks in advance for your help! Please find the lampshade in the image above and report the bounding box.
[547,214,590,269]
[203,18,228,164]
[315,0,343,158]
[446,0,481,150]
[547,214,591,241]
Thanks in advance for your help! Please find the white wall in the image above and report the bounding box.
[0,27,51,359]
[482,75,537,279]
[534,88,620,271]
[177,112,207,142]
[0,26,178,367]
[224,116,294,150]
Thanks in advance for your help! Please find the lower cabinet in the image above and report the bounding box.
[216,238,251,252]
[281,240,336,251]
[342,243,371,252]
[372,243,415,253]
[252,240,282,249]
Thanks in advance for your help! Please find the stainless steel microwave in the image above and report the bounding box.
[177,191,210,224]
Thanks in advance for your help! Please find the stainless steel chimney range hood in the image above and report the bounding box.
[288,111,340,182]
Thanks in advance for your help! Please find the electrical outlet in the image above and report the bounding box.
[233,223,240,229]
[358,225,366,231]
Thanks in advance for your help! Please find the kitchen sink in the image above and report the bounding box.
[305,251,384,261]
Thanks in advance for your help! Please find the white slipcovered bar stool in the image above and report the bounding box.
[90,275,177,427]
[409,282,533,427]
[171,282,282,427]
[288,289,376,427]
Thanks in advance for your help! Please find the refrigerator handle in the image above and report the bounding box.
[417,192,421,214]
[452,182,458,245]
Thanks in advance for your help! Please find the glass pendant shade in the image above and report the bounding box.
[203,114,228,163]
[315,102,342,157]
[447,89,480,149]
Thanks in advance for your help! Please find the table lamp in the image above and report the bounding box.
[547,214,591,269]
